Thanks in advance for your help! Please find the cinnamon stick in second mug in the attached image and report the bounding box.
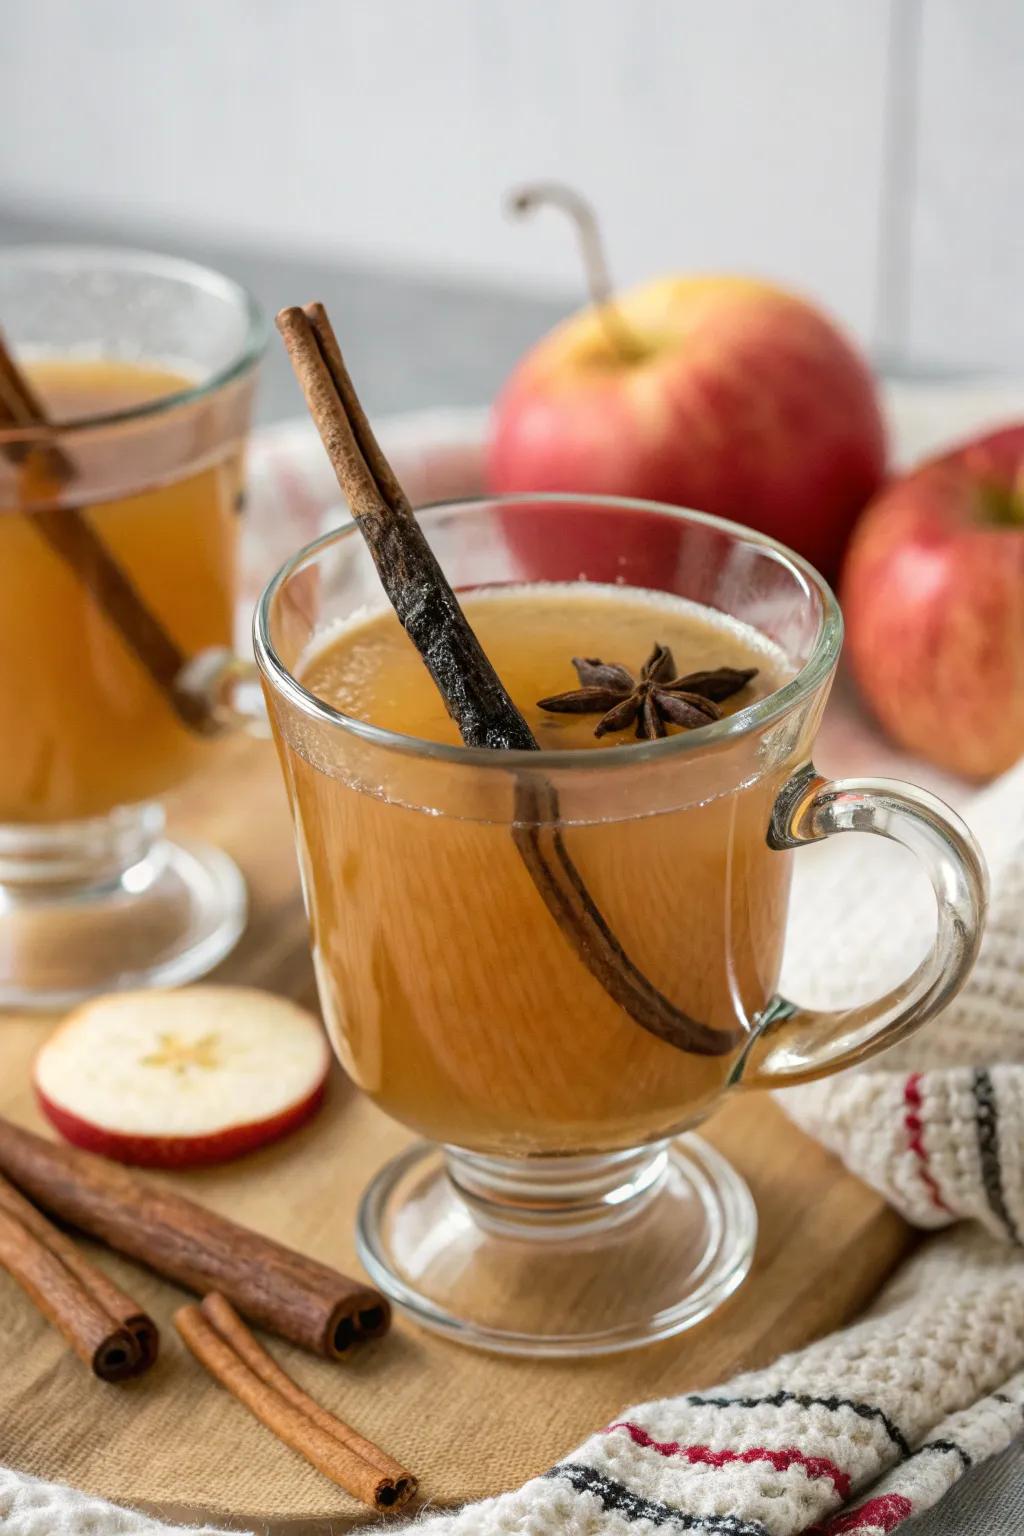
[0,1117,388,1358]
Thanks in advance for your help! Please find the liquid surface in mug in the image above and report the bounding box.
[301,582,784,748]
[0,358,241,824]
[288,584,797,1154]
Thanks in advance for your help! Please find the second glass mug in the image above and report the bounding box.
[0,246,265,1008]
[255,494,986,1356]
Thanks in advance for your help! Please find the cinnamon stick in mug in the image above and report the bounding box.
[0,1117,388,1357]
[275,301,735,1058]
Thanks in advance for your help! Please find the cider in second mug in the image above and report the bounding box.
[1,354,245,822]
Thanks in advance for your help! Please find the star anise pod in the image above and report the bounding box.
[537,643,757,741]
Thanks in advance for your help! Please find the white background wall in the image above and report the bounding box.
[0,0,1020,374]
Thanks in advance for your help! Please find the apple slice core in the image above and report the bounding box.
[34,987,330,1167]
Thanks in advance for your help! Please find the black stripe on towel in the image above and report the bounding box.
[972,1068,1022,1245]
[919,1439,973,1473]
[545,1464,771,1535]
[683,1389,910,1457]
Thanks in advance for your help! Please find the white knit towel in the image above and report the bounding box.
[0,1472,221,1536]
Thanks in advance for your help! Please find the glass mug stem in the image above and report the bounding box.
[736,766,988,1088]
[445,1141,672,1240]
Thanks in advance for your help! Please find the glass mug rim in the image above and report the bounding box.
[0,243,268,444]
[254,492,844,773]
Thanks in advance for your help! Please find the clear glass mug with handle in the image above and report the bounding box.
[0,246,266,1009]
[255,493,986,1357]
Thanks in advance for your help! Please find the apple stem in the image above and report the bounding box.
[506,182,646,363]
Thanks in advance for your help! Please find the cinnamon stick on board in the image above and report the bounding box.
[0,1201,141,1382]
[276,303,735,1057]
[0,1172,158,1370]
[175,1295,416,1512]
[0,329,216,733]
[0,1117,388,1358]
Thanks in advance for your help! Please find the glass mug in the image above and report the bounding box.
[0,247,265,1008]
[256,495,986,1356]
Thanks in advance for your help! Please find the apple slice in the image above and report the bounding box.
[35,987,330,1168]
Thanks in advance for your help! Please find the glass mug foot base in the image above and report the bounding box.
[0,814,247,1010]
[356,1135,756,1358]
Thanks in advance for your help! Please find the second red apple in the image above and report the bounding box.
[842,423,1024,780]
[488,275,886,582]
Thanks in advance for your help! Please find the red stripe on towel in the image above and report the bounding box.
[904,1073,953,1214]
[604,1422,851,1498]
[824,1491,913,1533]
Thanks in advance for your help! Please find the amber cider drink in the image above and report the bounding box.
[288,583,794,1155]
[0,359,241,824]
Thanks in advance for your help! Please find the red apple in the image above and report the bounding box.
[487,275,886,582]
[842,423,1024,779]
[34,987,330,1167]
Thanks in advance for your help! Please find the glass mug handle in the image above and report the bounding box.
[176,649,272,738]
[737,766,988,1088]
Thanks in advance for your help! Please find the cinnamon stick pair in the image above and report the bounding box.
[0,329,215,733]
[0,1115,388,1358]
[176,1294,416,1512]
[0,1172,156,1381]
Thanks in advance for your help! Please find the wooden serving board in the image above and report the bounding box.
[0,733,913,1531]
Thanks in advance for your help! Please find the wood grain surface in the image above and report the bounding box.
[0,733,913,1530]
